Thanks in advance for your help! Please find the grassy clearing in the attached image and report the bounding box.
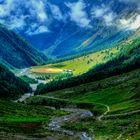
[30,47,119,76]
[29,65,66,80]
[30,66,63,74]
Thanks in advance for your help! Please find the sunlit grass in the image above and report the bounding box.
[30,47,120,76]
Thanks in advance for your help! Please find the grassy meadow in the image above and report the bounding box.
[29,30,140,79]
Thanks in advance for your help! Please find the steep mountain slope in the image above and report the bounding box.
[0,64,31,100]
[30,29,140,78]
[34,29,140,94]
[0,25,48,69]
[24,0,138,58]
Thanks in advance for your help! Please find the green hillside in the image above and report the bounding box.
[39,69,140,113]
[0,64,31,100]
[27,68,140,140]
[0,25,48,69]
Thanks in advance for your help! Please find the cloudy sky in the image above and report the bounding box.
[0,0,140,36]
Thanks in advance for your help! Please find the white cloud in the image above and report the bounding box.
[31,0,48,22]
[91,5,116,26]
[49,4,63,21]
[0,0,49,35]
[119,14,140,30]
[26,25,49,36]
[0,0,15,17]
[65,0,91,28]
[103,12,116,26]
[0,0,139,35]
[91,5,109,18]
[9,15,27,30]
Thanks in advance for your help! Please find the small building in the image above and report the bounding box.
[64,69,73,73]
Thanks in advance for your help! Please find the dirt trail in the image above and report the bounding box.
[97,103,110,121]
[96,103,140,120]
[104,109,140,118]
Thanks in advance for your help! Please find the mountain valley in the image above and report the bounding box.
[0,0,140,140]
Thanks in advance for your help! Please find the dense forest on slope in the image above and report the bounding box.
[35,32,140,95]
[0,25,48,69]
[0,64,31,100]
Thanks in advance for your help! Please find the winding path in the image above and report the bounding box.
[104,109,140,118]
[96,103,110,121]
